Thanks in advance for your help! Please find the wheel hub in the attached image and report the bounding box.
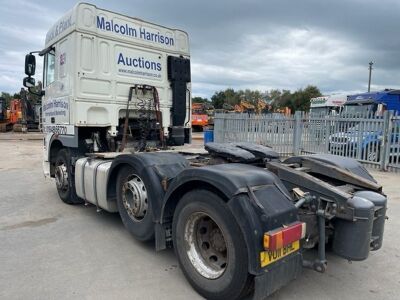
[210,228,226,252]
[122,174,148,222]
[55,164,68,191]
[185,212,228,279]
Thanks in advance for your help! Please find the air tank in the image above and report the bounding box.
[332,196,374,261]
[354,191,387,250]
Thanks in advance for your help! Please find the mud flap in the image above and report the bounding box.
[253,252,303,299]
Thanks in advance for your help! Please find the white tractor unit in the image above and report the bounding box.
[23,3,387,299]
[310,94,347,116]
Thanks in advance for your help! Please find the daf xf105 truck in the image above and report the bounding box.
[23,3,387,299]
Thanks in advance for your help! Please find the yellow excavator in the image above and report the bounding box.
[234,99,271,114]
[256,99,270,114]
[234,100,256,113]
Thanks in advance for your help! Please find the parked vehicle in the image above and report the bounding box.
[329,90,400,162]
[343,89,400,116]
[0,98,23,132]
[23,3,387,299]
[309,94,346,116]
[191,102,209,131]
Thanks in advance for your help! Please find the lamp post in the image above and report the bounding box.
[368,61,373,92]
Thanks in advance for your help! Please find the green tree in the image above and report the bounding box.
[268,89,282,101]
[273,89,291,109]
[192,96,209,103]
[269,85,321,112]
[223,88,240,106]
[291,85,322,112]
[211,88,263,108]
[236,89,263,106]
[303,85,322,110]
[211,88,240,108]
[0,92,13,108]
[210,86,322,112]
[211,90,226,109]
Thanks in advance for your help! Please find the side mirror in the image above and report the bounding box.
[25,54,36,76]
[23,76,35,88]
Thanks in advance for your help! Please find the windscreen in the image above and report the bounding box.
[310,107,329,116]
[343,103,375,116]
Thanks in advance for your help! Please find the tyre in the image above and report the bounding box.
[172,189,253,300]
[116,165,154,241]
[55,148,83,204]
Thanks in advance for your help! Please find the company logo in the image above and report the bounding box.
[46,15,73,44]
[311,97,328,105]
[117,53,162,79]
[43,98,69,117]
[97,16,175,46]
[117,53,161,71]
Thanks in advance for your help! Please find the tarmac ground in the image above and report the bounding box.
[0,133,399,299]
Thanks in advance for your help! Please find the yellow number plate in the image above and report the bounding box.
[260,240,300,267]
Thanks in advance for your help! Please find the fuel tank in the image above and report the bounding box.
[75,157,117,212]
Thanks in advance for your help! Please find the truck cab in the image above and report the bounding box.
[23,3,192,179]
[343,89,400,116]
[309,95,347,116]
[329,90,400,162]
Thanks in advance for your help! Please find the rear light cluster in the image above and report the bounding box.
[263,222,306,251]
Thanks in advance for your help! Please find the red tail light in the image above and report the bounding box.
[263,222,306,251]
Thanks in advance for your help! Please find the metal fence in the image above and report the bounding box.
[214,111,400,171]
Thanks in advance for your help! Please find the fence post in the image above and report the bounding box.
[293,111,302,155]
[213,113,219,142]
[380,110,391,171]
[324,115,332,153]
[356,119,364,160]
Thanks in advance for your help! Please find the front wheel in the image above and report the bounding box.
[172,190,253,300]
[55,148,83,204]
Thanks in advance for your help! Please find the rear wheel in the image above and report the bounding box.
[116,166,154,241]
[55,148,83,204]
[172,190,253,300]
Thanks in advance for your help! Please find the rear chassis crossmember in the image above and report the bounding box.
[266,155,386,268]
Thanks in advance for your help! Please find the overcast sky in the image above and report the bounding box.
[1,0,399,98]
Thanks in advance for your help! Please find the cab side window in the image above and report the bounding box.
[43,50,56,87]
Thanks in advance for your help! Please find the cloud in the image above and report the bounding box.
[191,27,365,96]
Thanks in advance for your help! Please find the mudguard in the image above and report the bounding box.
[48,129,79,161]
[284,153,376,182]
[161,163,299,275]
